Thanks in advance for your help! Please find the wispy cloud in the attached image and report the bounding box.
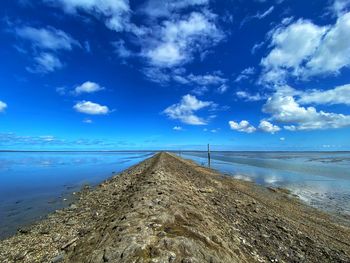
[44,0,130,32]
[15,26,80,51]
[235,67,255,82]
[140,0,209,18]
[240,6,275,27]
[26,52,63,73]
[14,25,80,73]
[236,91,265,101]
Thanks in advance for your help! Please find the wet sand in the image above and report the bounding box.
[0,152,350,262]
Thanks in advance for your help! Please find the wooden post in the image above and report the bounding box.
[207,144,211,168]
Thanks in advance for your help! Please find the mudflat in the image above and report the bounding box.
[0,152,349,262]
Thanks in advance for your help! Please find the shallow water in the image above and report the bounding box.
[181,151,350,218]
[0,151,153,239]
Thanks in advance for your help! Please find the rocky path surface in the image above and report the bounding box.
[1,152,350,262]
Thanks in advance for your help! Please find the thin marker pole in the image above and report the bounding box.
[207,144,211,168]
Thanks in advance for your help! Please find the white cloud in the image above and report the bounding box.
[0,101,7,112]
[240,6,275,27]
[280,137,285,141]
[141,0,209,18]
[229,120,256,133]
[236,91,265,101]
[15,26,79,51]
[256,6,275,19]
[261,19,327,84]
[75,81,104,94]
[261,12,350,84]
[27,52,63,73]
[172,71,228,90]
[259,120,281,134]
[73,101,110,115]
[112,40,133,58]
[56,87,67,95]
[251,41,264,54]
[217,84,229,94]
[173,126,183,131]
[186,73,227,86]
[15,26,79,73]
[83,118,93,124]
[262,91,350,130]
[164,94,214,125]
[298,84,350,105]
[143,11,223,68]
[45,0,130,32]
[305,12,350,76]
[235,67,255,82]
[332,0,350,16]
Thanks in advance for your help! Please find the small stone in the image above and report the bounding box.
[14,251,28,260]
[18,227,31,234]
[51,253,64,263]
[69,204,78,209]
[61,237,78,250]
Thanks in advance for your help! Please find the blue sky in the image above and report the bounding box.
[1,0,350,150]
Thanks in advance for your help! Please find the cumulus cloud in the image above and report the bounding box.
[258,120,281,133]
[164,94,214,125]
[143,11,224,68]
[75,81,104,94]
[15,26,79,51]
[0,101,7,112]
[261,12,350,84]
[27,52,63,73]
[44,0,130,32]
[73,101,110,115]
[173,126,183,131]
[262,90,350,130]
[305,12,350,76]
[297,84,350,105]
[229,120,256,133]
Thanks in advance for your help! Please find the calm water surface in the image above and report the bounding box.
[181,151,350,218]
[0,151,153,239]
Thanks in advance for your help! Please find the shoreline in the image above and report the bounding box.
[1,152,349,262]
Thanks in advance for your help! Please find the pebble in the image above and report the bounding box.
[51,253,64,263]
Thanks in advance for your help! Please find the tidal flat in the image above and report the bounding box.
[0,153,349,262]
